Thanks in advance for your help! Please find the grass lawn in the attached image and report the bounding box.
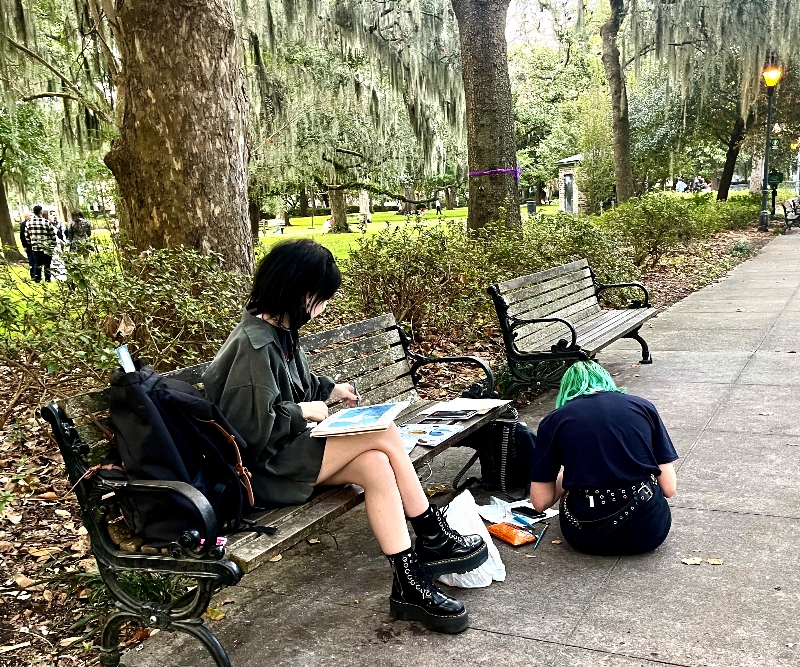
[260,204,560,260]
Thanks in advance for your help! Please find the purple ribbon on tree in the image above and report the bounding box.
[469,166,523,182]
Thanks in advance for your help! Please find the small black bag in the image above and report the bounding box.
[452,406,536,500]
[106,362,256,545]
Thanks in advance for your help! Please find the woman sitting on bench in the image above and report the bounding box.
[529,361,678,556]
[203,239,487,634]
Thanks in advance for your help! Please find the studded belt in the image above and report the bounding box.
[561,477,657,541]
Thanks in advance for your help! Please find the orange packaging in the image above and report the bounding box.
[487,522,538,546]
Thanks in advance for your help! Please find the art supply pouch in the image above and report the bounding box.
[487,522,538,547]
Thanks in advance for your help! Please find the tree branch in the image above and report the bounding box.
[322,180,464,204]
[4,36,112,123]
[21,92,82,103]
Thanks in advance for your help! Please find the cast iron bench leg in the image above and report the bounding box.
[624,327,653,364]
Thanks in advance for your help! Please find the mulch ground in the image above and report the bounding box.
[0,226,776,666]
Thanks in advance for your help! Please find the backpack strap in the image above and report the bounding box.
[193,416,255,507]
[452,451,482,491]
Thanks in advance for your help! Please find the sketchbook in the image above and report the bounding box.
[310,401,410,438]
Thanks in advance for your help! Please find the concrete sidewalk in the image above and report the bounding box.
[134,232,800,667]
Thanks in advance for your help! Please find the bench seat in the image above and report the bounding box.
[489,259,657,394]
[781,198,799,229]
[41,313,497,667]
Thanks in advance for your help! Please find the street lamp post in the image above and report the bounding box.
[759,57,783,232]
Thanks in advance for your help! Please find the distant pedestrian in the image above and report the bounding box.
[47,211,67,281]
[19,213,34,279]
[67,211,93,256]
[24,205,56,282]
[435,198,442,215]
[675,178,687,193]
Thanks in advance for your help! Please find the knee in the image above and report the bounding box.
[377,423,405,455]
[354,450,395,486]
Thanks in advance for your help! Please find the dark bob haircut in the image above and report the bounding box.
[247,239,341,330]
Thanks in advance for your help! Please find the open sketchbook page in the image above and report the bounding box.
[310,401,410,437]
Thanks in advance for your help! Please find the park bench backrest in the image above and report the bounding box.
[491,258,599,352]
[62,313,418,467]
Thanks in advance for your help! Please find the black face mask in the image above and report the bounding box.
[292,306,312,330]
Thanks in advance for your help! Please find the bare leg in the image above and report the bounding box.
[316,423,428,518]
[323,450,411,554]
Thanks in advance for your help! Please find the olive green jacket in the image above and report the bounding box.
[203,310,334,506]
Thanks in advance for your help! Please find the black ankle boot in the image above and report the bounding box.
[409,504,488,577]
[387,548,468,634]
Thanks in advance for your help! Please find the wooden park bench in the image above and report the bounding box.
[41,314,500,667]
[781,197,800,229]
[488,259,657,395]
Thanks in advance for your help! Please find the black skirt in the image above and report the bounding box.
[559,482,671,556]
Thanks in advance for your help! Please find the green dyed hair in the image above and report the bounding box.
[555,361,626,409]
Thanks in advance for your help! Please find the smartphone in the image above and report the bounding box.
[512,506,547,521]
[427,410,477,420]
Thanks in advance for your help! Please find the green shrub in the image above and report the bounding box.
[603,192,697,267]
[714,198,759,230]
[0,247,248,388]
[730,241,755,257]
[342,215,638,339]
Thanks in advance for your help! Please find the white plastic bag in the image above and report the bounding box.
[437,490,505,588]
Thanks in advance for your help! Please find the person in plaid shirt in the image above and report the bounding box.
[23,205,56,282]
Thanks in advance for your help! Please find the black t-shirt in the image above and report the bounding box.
[530,391,678,489]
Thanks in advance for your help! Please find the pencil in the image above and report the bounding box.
[533,522,549,549]
[353,380,360,407]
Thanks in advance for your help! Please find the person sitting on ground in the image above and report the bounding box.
[529,361,678,556]
[203,239,487,634]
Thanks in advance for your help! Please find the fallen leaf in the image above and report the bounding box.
[551,539,562,545]
[220,598,235,607]
[34,492,58,500]
[71,535,91,553]
[789,350,796,354]
[14,574,34,589]
[7,515,22,525]
[42,590,53,602]
[524,554,537,558]
[681,557,703,565]
[707,558,724,565]
[59,637,83,647]
[0,642,32,655]
[0,541,13,553]
[205,608,226,621]
[735,308,742,312]
[269,554,282,562]
[54,509,71,517]
[306,538,320,545]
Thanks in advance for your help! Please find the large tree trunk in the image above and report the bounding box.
[0,175,25,262]
[103,0,253,273]
[299,188,309,217]
[248,199,260,245]
[444,187,454,210]
[451,0,520,230]
[750,154,764,195]
[717,116,746,201]
[329,189,349,233]
[600,0,634,204]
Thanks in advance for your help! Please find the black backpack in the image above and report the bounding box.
[105,363,258,545]
[452,406,536,500]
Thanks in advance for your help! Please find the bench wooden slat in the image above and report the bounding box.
[337,358,415,397]
[495,258,588,293]
[577,309,656,352]
[515,302,603,351]
[504,267,592,307]
[306,330,402,372]
[513,282,597,320]
[300,314,397,350]
[538,309,648,353]
[513,296,601,346]
[312,345,407,385]
[360,376,420,405]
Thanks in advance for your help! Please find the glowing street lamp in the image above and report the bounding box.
[759,56,783,231]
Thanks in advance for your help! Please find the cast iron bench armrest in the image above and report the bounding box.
[397,327,496,397]
[595,281,650,308]
[508,315,578,350]
[121,480,221,560]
